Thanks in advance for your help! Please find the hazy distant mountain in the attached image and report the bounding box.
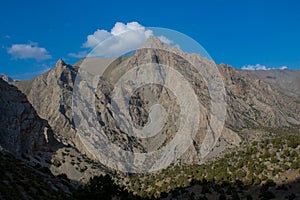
[0,74,13,83]
[240,69,300,99]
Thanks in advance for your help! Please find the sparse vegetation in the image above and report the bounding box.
[0,151,70,200]
[119,131,300,199]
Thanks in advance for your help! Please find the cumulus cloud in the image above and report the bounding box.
[242,64,288,70]
[157,36,173,45]
[68,51,88,58]
[280,66,288,70]
[242,64,269,70]
[69,22,172,58]
[7,42,51,61]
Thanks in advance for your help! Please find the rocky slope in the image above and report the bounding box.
[0,77,105,184]
[0,78,79,198]
[0,149,73,199]
[240,69,300,99]
[13,60,83,151]
[0,79,57,156]
[220,65,300,131]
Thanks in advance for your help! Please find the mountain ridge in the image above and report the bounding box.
[12,37,300,168]
[240,69,300,99]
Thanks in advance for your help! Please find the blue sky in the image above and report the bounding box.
[0,0,300,79]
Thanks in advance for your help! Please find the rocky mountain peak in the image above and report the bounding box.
[141,36,193,60]
[142,36,166,47]
[55,58,66,67]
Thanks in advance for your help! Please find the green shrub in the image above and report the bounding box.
[52,159,61,167]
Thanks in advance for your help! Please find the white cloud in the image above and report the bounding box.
[68,51,88,58]
[69,22,172,58]
[7,42,51,61]
[242,64,269,70]
[82,30,111,48]
[242,64,288,70]
[280,66,288,70]
[157,36,173,45]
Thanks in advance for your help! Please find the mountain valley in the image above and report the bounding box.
[0,38,299,199]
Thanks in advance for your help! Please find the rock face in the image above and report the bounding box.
[220,65,300,130]
[0,79,57,156]
[13,59,86,153]
[12,37,300,166]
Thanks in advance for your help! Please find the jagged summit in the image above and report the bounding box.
[49,59,77,82]
[52,58,76,72]
[141,36,207,62]
[141,36,183,55]
[55,58,66,67]
[141,36,168,49]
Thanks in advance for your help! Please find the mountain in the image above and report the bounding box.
[220,65,299,130]
[0,36,299,199]
[13,59,82,150]
[13,37,300,167]
[240,69,300,99]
